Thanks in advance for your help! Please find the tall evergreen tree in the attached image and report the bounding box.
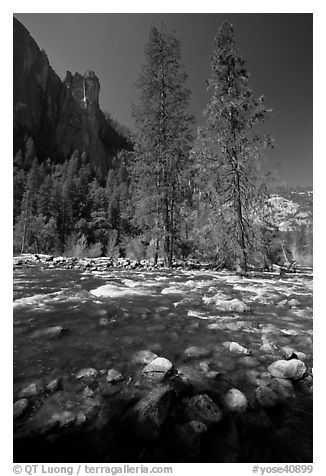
[192,22,273,272]
[131,24,194,267]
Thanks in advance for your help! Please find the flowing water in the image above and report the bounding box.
[13,264,313,462]
[14,265,313,397]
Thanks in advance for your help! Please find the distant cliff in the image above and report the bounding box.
[13,17,131,177]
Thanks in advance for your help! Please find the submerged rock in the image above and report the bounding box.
[132,350,158,365]
[13,398,29,419]
[296,374,313,394]
[176,365,213,392]
[224,388,248,413]
[28,391,100,433]
[46,411,76,429]
[142,357,173,381]
[99,317,110,327]
[175,420,207,458]
[268,359,306,380]
[260,342,278,353]
[239,356,258,367]
[30,326,66,339]
[185,394,223,428]
[124,386,174,440]
[184,346,211,358]
[270,378,295,400]
[120,336,143,347]
[255,385,281,408]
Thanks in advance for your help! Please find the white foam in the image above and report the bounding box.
[13,293,49,310]
[90,283,153,298]
[121,278,140,288]
[187,310,215,320]
[161,286,185,294]
[13,288,94,310]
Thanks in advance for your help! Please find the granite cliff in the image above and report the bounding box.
[13,17,130,177]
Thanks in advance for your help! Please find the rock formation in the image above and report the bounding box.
[13,17,131,177]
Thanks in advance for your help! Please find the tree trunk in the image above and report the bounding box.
[21,191,29,254]
[234,163,248,274]
[153,239,159,266]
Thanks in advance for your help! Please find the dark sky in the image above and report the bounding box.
[14,13,313,186]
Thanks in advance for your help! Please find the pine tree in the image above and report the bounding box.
[192,22,273,273]
[131,24,194,267]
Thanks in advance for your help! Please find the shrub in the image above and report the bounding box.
[125,237,146,262]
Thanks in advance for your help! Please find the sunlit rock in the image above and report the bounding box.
[205,296,250,312]
[268,359,306,380]
[19,381,44,398]
[280,328,298,336]
[142,357,173,381]
[223,341,250,354]
[46,378,61,393]
[107,369,124,384]
[224,388,248,413]
[13,398,29,419]
[76,368,98,379]
[287,298,300,308]
[30,326,66,339]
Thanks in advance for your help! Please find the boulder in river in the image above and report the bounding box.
[224,341,250,354]
[224,388,248,413]
[281,347,307,361]
[184,394,223,428]
[30,326,66,339]
[142,357,173,382]
[268,359,306,380]
[46,378,61,393]
[287,298,300,308]
[13,398,29,419]
[107,369,124,384]
[19,381,44,398]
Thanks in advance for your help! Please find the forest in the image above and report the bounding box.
[13,22,313,272]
